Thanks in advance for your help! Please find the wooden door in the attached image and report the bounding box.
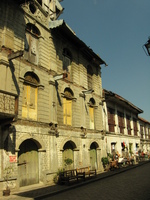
[90,143,97,170]
[18,139,39,187]
[63,142,74,170]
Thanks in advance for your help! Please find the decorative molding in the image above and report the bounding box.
[0,59,9,66]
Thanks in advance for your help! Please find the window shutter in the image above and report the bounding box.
[63,98,67,124]
[89,107,94,129]
[63,98,72,125]
[67,100,72,125]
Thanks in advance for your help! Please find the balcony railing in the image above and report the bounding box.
[0,90,18,119]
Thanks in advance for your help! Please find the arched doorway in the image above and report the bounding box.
[18,139,39,187]
[63,141,75,170]
[90,142,98,170]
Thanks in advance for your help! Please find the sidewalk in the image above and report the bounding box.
[1,161,149,200]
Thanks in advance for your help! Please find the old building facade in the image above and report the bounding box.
[139,117,150,153]
[102,89,150,158]
[0,0,106,192]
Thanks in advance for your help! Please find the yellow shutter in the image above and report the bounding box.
[63,98,72,125]
[30,86,36,108]
[22,85,29,118]
[67,100,72,125]
[63,98,67,124]
[89,107,94,129]
[22,84,37,120]
[29,87,37,120]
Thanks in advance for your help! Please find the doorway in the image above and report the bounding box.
[63,141,75,170]
[90,142,97,170]
[18,139,39,187]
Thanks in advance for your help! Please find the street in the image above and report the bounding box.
[43,162,150,200]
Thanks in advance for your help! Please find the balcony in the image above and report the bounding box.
[0,90,18,125]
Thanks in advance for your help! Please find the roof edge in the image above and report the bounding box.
[103,89,143,114]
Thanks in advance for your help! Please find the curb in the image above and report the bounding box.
[34,160,150,200]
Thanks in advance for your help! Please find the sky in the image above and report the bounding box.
[60,0,150,122]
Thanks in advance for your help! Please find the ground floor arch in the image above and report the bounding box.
[18,139,39,187]
[62,140,77,169]
[90,142,99,170]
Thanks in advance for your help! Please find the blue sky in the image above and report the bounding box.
[60,0,150,121]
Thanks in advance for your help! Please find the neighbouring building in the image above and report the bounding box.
[0,0,106,192]
[138,117,150,153]
[102,89,146,158]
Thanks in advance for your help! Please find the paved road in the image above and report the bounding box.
[43,163,150,200]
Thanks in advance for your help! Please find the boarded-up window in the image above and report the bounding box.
[22,72,39,120]
[89,98,95,129]
[24,23,40,65]
[63,98,72,125]
[63,88,73,126]
[89,107,94,129]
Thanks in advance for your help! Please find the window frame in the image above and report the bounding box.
[22,72,39,120]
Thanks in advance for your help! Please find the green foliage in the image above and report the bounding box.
[64,158,73,166]
[101,157,109,166]
[53,168,64,184]
[107,153,113,159]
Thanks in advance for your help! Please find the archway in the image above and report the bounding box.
[63,141,76,170]
[90,142,98,170]
[18,139,39,187]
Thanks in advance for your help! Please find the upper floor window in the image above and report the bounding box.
[22,72,39,120]
[126,115,131,135]
[107,107,115,132]
[140,125,144,138]
[89,98,95,129]
[63,88,74,126]
[118,111,124,134]
[26,23,40,37]
[87,65,93,90]
[133,118,138,136]
[63,48,72,72]
[24,23,40,65]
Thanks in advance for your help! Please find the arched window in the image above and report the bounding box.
[89,98,96,129]
[24,23,40,65]
[22,72,39,120]
[26,23,40,36]
[63,88,74,126]
[62,48,72,71]
[87,65,93,90]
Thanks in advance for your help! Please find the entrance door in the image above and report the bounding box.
[18,139,39,187]
[90,143,97,170]
[63,141,74,170]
